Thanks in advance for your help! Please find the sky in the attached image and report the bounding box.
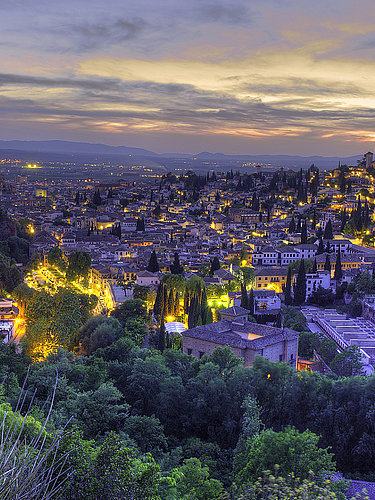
[1,0,375,155]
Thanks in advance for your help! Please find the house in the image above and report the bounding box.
[252,246,279,266]
[254,268,288,293]
[182,315,298,367]
[295,243,317,260]
[253,289,281,315]
[136,270,161,286]
[278,247,301,266]
[304,271,332,298]
[213,269,235,284]
[315,253,362,275]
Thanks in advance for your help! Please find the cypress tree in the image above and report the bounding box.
[241,282,249,310]
[317,237,325,254]
[170,252,184,274]
[300,220,307,244]
[296,217,302,233]
[284,267,293,306]
[184,288,190,315]
[248,288,255,315]
[334,252,343,281]
[323,219,333,240]
[174,290,180,316]
[153,284,164,317]
[293,259,306,306]
[311,209,317,230]
[146,250,159,272]
[210,256,221,276]
[288,217,296,234]
[167,289,174,316]
[188,295,199,329]
[324,253,331,272]
[158,318,166,352]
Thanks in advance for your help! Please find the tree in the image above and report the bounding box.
[111,299,147,326]
[334,252,342,281]
[174,458,223,500]
[300,220,307,244]
[170,252,183,274]
[136,218,145,231]
[293,259,306,306]
[235,426,336,487]
[84,432,162,499]
[233,396,263,477]
[331,345,364,376]
[288,217,296,234]
[240,472,338,499]
[210,257,220,276]
[66,251,91,282]
[241,283,249,310]
[157,319,166,352]
[146,250,159,273]
[154,284,165,318]
[284,267,293,306]
[248,288,255,315]
[317,236,325,254]
[322,254,330,274]
[93,189,102,206]
[309,286,335,307]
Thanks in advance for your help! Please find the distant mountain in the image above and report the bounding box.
[0,139,363,169]
[0,140,157,157]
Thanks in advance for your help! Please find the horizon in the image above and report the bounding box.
[1,1,375,155]
[0,138,368,159]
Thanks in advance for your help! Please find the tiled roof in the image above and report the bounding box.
[183,320,298,350]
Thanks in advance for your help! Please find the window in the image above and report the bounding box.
[187,348,192,355]
[290,353,294,360]
[198,351,205,359]
[279,354,283,361]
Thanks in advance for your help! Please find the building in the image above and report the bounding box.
[304,271,332,298]
[182,312,298,368]
[254,268,288,293]
[136,270,161,286]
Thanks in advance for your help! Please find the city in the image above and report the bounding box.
[2,0,375,497]
[1,147,375,497]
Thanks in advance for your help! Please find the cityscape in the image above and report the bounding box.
[2,0,375,498]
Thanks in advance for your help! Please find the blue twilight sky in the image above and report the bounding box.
[1,0,375,155]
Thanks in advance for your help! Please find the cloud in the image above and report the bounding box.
[197,3,251,24]
[68,17,147,51]
[0,73,121,90]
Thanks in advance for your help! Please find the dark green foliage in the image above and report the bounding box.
[0,236,29,264]
[323,219,333,239]
[210,256,220,276]
[284,267,292,305]
[48,246,66,271]
[324,253,331,271]
[248,288,254,315]
[334,252,342,281]
[170,252,184,274]
[293,259,306,305]
[0,252,23,292]
[78,315,122,355]
[317,236,324,254]
[66,251,91,282]
[146,250,159,272]
[111,299,147,326]
[309,286,335,307]
[240,283,249,310]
